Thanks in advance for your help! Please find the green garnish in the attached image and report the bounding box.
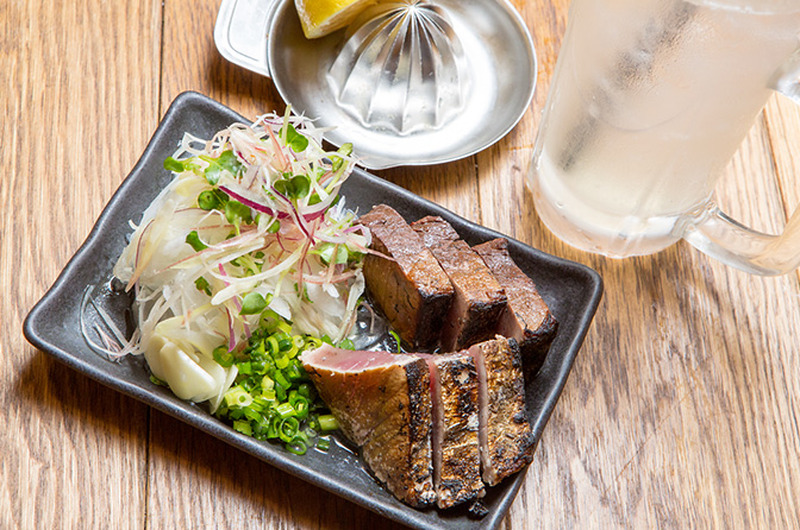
[224,199,252,228]
[201,150,244,185]
[233,420,252,436]
[194,276,212,296]
[150,374,169,387]
[213,345,235,368]
[240,292,268,315]
[315,242,362,266]
[317,243,348,266]
[185,230,208,252]
[273,173,311,200]
[389,330,403,353]
[315,436,331,451]
[338,142,353,156]
[317,414,340,432]
[266,219,281,234]
[337,338,355,351]
[285,439,308,456]
[330,143,353,172]
[143,115,365,461]
[214,317,336,455]
[164,156,186,173]
[197,189,228,210]
[285,124,309,153]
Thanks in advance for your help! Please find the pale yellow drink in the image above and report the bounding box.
[530,0,800,257]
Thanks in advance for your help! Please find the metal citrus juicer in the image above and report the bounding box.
[215,0,536,169]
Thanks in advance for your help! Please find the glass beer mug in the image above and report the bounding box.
[528,0,800,275]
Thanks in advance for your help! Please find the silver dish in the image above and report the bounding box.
[214,0,537,169]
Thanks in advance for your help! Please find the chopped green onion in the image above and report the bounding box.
[315,436,331,452]
[233,420,252,436]
[285,362,304,382]
[150,374,168,387]
[274,381,287,402]
[290,394,309,419]
[278,417,300,442]
[302,425,318,439]
[275,355,290,370]
[243,407,263,423]
[275,402,296,419]
[285,438,308,455]
[265,334,280,355]
[297,383,314,399]
[213,345,235,367]
[389,330,402,353]
[224,386,253,408]
[306,415,321,432]
[267,414,280,438]
[318,414,339,432]
[253,395,272,408]
[285,343,300,359]
[213,310,335,455]
[251,360,266,373]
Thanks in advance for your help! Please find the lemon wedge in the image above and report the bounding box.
[295,0,376,39]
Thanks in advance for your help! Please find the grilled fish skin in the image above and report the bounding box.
[469,336,535,486]
[301,345,436,507]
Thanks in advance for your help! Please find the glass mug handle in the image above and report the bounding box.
[683,57,800,276]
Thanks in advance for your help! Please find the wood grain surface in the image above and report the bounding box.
[3,0,800,528]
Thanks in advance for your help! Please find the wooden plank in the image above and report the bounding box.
[148,411,408,529]
[763,94,800,285]
[0,0,161,528]
[764,94,800,224]
[159,0,280,121]
[6,0,800,529]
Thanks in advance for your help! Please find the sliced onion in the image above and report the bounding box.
[219,185,289,219]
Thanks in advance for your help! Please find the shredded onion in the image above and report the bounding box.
[110,110,366,409]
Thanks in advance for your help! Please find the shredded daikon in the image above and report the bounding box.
[112,110,367,410]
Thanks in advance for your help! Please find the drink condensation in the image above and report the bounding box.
[530,0,800,257]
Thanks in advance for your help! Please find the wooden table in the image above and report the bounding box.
[4,1,800,528]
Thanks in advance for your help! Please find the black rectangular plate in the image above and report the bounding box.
[23,91,602,530]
